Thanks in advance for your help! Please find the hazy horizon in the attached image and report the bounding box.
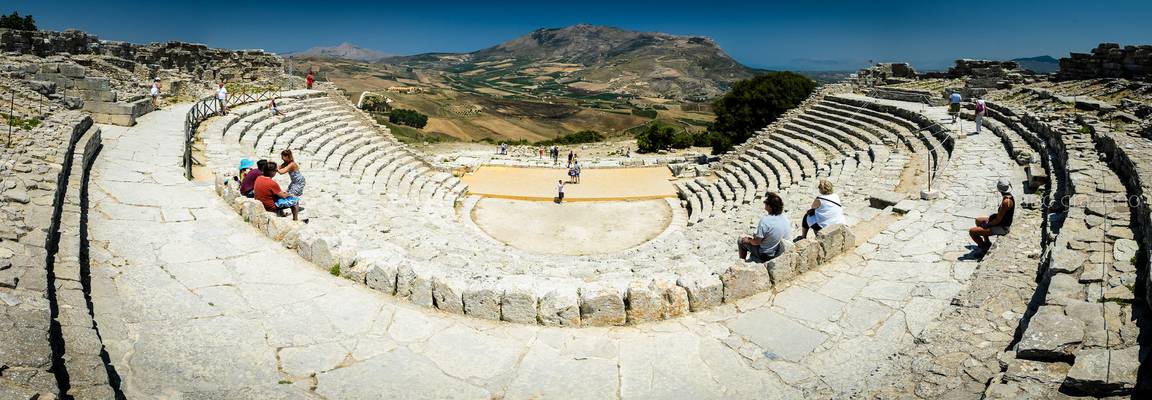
[6,0,1151,71]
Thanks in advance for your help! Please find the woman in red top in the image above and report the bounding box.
[306,71,315,90]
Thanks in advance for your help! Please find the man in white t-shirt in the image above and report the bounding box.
[216,82,229,115]
[150,79,161,110]
[556,180,565,203]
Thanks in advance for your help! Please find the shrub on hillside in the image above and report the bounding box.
[389,108,428,129]
[631,108,658,119]
[670,131,694,149]
[711,72,816,152]
[537,130,605,146]
[0,12,35,31]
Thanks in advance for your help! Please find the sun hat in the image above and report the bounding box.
[239,158,254,171]
[996,178,1011,193]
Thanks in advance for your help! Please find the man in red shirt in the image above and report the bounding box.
[306,70,315,90]
[253,162,300,220]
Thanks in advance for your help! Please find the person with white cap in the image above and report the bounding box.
[968,178,1015,253]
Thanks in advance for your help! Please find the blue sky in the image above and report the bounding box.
[8,0,1152,70]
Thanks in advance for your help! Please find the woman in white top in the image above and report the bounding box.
[798,179,845,240]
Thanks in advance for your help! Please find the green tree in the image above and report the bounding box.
[388,109,428,129]
[711,72,816,151]
[636,124,676,153]
[708,132,732,155]
[0,11,36,31]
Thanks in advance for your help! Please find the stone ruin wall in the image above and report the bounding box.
[1059,43,1152,81]
[0,28,288,125]
[0,28,283,82]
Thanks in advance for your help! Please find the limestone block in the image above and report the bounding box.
[720,262,772,303]
[676,273,723,311]
[765,249,801,285]
[394,263,417,298]
[307,236,337,270]
[840,226,855,254]
[1044,273,1085,305]
[579,283,626,326]
[1016,305,1084,361]
[279,223,301,249]
[248,206,270,233]
[1063,347,1138,396]
[1113,238,1138,265]
[817,224,847,260]
[264,215,290,242]
[407,268,434,307]
[499,281,538,324]
[538,287,581,327]
[463,281,502,320]
[1049,247,1085,274]
[626,281,665,324]
[431,275,465,314]
[792,239,822,274]
[653,277,689,319]
[363,258,398,295]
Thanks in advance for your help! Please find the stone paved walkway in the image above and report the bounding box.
[86,100,1024,399]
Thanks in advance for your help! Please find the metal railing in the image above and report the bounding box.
[915,122,953,193]
[182,90,282,179]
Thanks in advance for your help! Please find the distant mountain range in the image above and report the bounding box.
[1012,55,1060,74]
[291,25,760,100]
[287,42,393,62]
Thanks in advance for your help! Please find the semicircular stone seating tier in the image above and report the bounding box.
[199,90,953,327]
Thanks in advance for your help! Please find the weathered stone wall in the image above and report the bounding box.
[1059,43,1152,81]
[0,28,283,82]
[0,111,94,399]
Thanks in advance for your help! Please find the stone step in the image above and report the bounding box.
[788,118,869,152]
[270,112,356,153]
[800,112,885,149]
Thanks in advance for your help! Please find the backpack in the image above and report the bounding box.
[975,102,986,113]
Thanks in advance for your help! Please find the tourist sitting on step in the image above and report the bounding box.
[254,162,301,221]
[239,159,267,198]
[737,192,791,262]
[278,149,306,197]
[796,179,845,241]
[269,98,283,116]
[968,178,1015,254]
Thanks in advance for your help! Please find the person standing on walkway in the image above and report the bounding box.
[974,99,987,134]
[949,91,962,123]
[150,78,161,110]
[737,192,791,262]
[573,160,582,184]
[556,180,566,204]
[306,70,315,90]
[278,149,306,197]
[567,150,574,168]
[216,82,229,116]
